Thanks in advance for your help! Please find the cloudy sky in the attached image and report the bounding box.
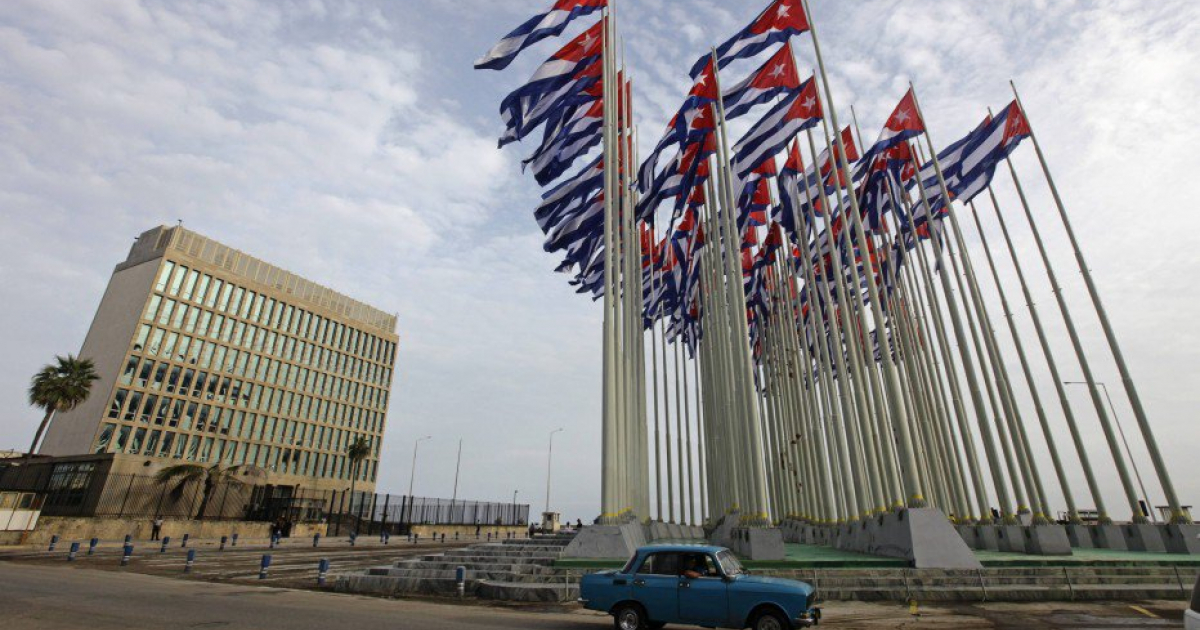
[2,0,1198,523]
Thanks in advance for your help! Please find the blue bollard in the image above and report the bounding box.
[259,554,271,579]
[68,542,80,562]
[487,532,492,541]
[121,543,133,567]
[231,533,238,547]
[88,538,98,556]
[413,532,420,545]
[180,533,189,548]
[184,549,195,573]
[455,565,466,598]
[312,533,321,548]
[48,535,59,552]
[348,531,357,547]
[219,535,227,551]
[161,537,171,553]
[317,558,330,586]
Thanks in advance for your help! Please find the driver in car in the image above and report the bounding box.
[680,554,710,579]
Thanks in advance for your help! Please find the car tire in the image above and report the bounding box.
[751,608,789,630]
[612,603,648,630]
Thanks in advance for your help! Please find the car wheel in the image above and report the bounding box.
[612,603,647,630]
[751,609,789,630]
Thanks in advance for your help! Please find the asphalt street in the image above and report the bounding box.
[0,563,1187,629]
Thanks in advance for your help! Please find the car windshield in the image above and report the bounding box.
[716,550,744,576]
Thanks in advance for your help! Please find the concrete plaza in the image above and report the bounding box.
[0,563,1189,629]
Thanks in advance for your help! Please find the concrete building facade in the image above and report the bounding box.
[40,226,398,493]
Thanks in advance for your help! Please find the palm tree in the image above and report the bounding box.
[154,464,264,520]
[27,355,100,456]
[346,437,372,510]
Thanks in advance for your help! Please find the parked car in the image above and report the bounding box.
[579,544,821,630]
[1186,574,1200,630]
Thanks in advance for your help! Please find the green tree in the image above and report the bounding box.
[154,464,264,520]
[346,437,372,505]
[27,355,100,456]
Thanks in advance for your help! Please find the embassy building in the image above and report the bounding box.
[38,226,398,493]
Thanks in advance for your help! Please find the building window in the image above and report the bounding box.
[94,424,116,453]
[155,261,176,292]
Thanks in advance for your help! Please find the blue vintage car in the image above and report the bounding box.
[579,544,821,630]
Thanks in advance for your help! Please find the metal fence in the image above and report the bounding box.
[0,466,529,534]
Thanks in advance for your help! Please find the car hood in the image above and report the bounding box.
[731,574,814,595]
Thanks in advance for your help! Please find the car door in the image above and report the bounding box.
[677,552,729,626]
[633,552,681,623]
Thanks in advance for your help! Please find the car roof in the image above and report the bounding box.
[636,544,728,554]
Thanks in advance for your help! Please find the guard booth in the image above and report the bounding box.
[0,491,43,533]
[540,511,561,534]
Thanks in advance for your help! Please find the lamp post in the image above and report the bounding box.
[512,489,519,527]
[1064,381,1156,522]
[545,428,564,519]
[407,435,432,498]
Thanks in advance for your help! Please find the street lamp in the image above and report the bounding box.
[545,428,564,519]
[407,435,432,498]
[1063,381,1157,522]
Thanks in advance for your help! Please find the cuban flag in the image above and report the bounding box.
[524,97,604,186]
[958,101,1031,183]
[535,155,604,232]
[688,0,810,79]
[731,76,821,180]
[476,0,607,71]
[722,44,801,121]
[499,22,603,146]
[858,88,924,171]
[637,60,718,193]
[544,191,605,253]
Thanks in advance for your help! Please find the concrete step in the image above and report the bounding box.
[475,580,579,603]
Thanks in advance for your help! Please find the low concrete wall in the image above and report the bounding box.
[405,524,525,540]
[7,516,327,545]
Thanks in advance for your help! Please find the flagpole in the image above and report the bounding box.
[650,224,664,522]
[905,140,1014,522]
[1010,81,1183,525]
[802,0,924,511]
[710,51,772,525]
[984,182,1092,524]
[969,198,1071,522]
[599,5,618,525]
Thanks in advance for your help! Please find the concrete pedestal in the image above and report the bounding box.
[1066,524,1095,549]
[709,513,740,548]
[1122,523,1167,553]
[1023,525,1072,556]
[834,509,982,569]
[561,522,646,559]
[974,525,1000,551]
[956,525,977,549]
[1091,524,1128,551]
[997,525,1027,553]
[728,527,786,560]
[1159,524,1200,554]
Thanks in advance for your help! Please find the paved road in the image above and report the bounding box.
[0,564,1187,629]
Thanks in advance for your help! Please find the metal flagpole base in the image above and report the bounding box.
[834,508,983,569]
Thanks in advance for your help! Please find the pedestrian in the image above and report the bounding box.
[576,518,583,530]
[475,524,481,538]
[151,515,164,541]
